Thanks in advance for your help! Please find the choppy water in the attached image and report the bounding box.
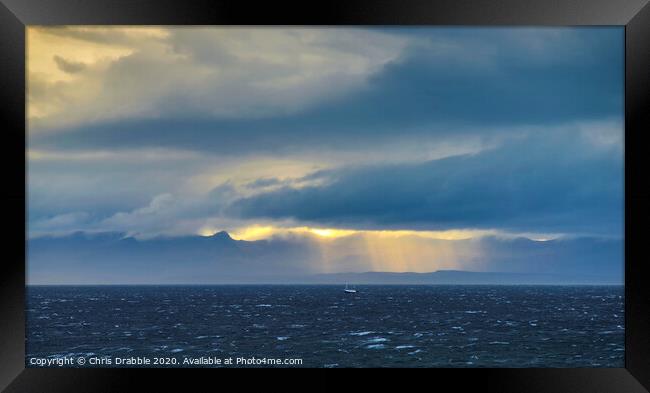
[26,285,624,367]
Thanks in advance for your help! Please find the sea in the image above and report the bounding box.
[26,285,625,368]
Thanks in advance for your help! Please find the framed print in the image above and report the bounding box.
[1,0,649,392]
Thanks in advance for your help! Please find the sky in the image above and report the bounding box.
[27,26,624,281]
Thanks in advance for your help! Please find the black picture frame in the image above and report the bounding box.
[1,0,648,391]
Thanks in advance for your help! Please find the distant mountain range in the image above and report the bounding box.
[27,231,623,285]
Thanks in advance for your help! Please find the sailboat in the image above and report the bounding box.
[344,283,357,293]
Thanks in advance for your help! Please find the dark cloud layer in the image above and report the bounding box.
[227,131,623,235]
[30,27,623,156]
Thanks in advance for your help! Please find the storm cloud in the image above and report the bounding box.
[228,128,623,235]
